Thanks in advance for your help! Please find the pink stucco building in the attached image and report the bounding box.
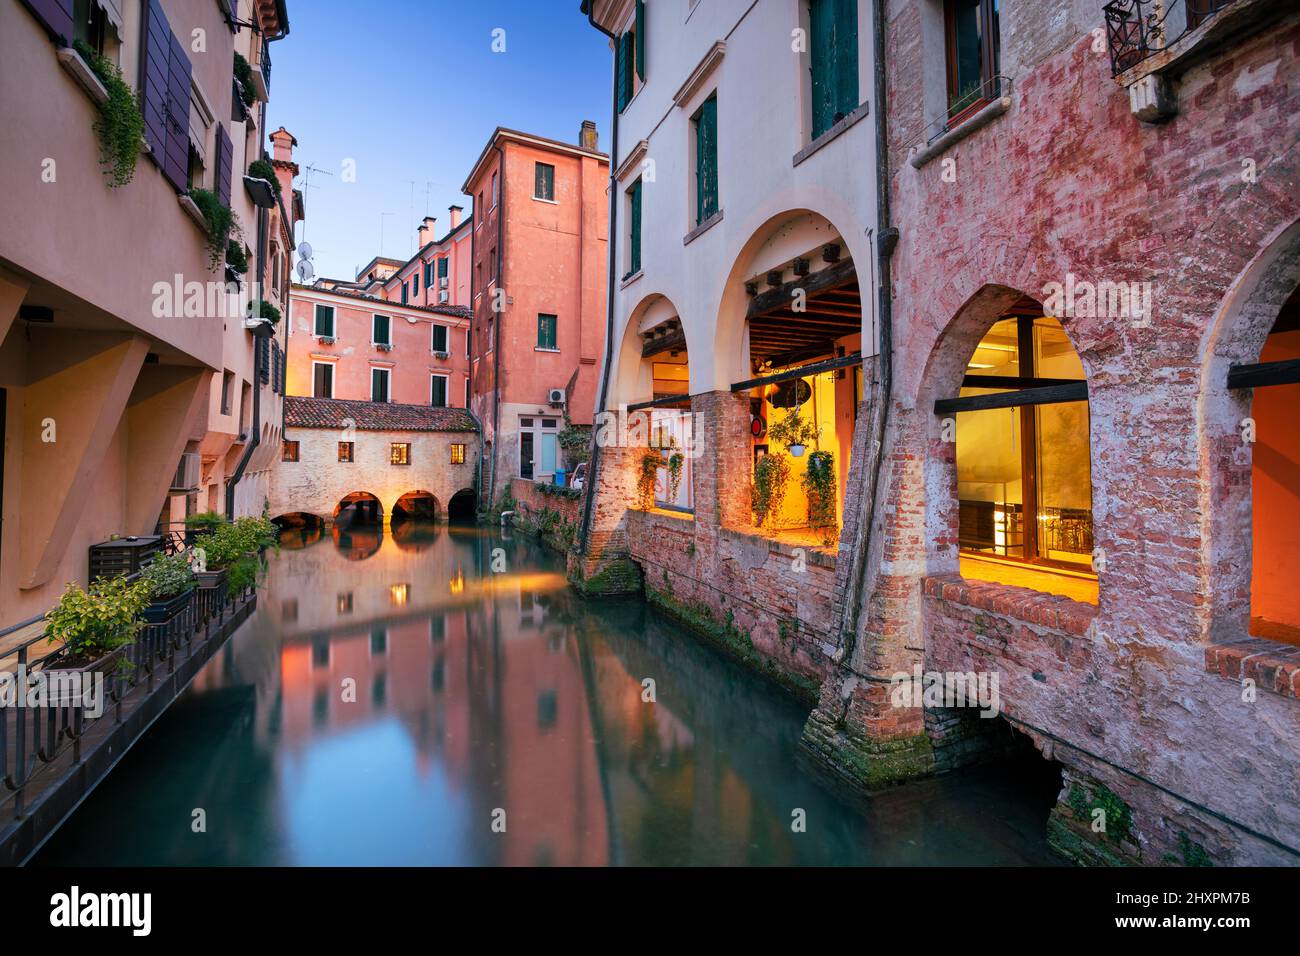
[0,0,291,629]
[462,124,609,503]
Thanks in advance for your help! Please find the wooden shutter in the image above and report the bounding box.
[629,180,642,273]
[809,0,834,138]
[215,123,233,206]
[616,32,632,112]
[21,0,74,44]
[142,0,191,193]
[438,257,448,278]
[258,336,271,383]
[695,98,717,225]
[834,0,859,123]
[635,0,646,82]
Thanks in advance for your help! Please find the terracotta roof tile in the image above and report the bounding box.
[284,396,478,433]
[291,283,472,320]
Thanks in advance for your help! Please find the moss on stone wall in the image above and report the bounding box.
[799,707,937,791]
[645,584,820,704]
[570,555,643,596]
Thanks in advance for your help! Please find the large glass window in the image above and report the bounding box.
[955,313,1092,569]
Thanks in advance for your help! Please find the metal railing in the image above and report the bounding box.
[0,564,258,823]
[1103,0,1236,76]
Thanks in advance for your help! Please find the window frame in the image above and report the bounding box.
[281,439,300,462]
[372,313,391,347]
[430,373,449,408]
[451,443,467,465]
[338,441,354,463]
[537,313,558,351]
[390,442,411,466]
[314,303,336,338]
[943,0,1001,125]
[691,95,719,227]
[371,366,391,403]
[311,360,334,399]
[534,162,556,201]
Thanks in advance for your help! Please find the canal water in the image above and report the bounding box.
[35,522,1062,866]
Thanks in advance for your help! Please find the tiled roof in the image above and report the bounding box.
[284,397,478,433]
[290,283,472,319]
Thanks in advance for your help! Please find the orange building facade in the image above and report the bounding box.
[462,125,609,503]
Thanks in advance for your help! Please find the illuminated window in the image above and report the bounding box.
[338,441,353,462]
[282,440,299,462]
[450,443,466,464]
[953,312,1092,569]
[390,442,411,466]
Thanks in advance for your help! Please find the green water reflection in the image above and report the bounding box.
[35,524,1061,866]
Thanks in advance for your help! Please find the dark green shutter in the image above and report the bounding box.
[834,0,859,124]
[630,180,642,274]
[695,97,718,226]
[635,0,646,82]
[535,162,544,198]
[438,257,448,278]
[616,32,632,112]
[810,0,859,138]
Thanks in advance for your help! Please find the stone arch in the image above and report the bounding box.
[1199,216,1300,644]
[712,208,868,392]
[609,291,690,409]
[334,491,383,523]
[447,487,477,523]
[392,489,439,522]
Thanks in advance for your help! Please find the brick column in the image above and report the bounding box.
[570,443,644,594]
[690,390,751,536]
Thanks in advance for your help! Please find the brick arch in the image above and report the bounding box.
[1198,216,1300,643]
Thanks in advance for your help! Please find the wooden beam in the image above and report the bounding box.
[627,393,691,411]
[642,327,687,358]
[746,257,857,319]
[1227,358,1300,389]
[962,374,1083,389]
[732,351,862,391]
[934,382,1087,414]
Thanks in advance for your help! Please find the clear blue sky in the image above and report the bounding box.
[265,0,611,283]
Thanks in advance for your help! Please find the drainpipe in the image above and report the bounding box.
[486,142,506,507]
[836,0,897,662]
[226,24,290,519]
[577,2,620,553]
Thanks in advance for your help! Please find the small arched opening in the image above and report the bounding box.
[273,512,325,550]
[392,490,439,523]
[447,488,478,524]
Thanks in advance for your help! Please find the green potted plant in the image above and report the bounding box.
[636,448,662,511]
[45,576,148,671]
[138,552,197,624]
[751,452,791,528]
[184,510,226,545]
[667,450,685,502]
[233,52,257,110]
[73,40,145,188]
[247,158,281,198]
[225,239,248,275]
[802,449,838,546]
[191,523,243,591]
[188,187,241,271]
[768,407,820,457]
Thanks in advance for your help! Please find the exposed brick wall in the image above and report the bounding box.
[508,477,583,552]
[801,8,1300,863]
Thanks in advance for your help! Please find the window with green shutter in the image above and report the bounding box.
[693,96,719,226]
[537,313,558,351]
[635,0,646,82]
[535,162,555,201]
[809,0,860,139]
[628,179,642,276]
[437,257,449,279]
[616,30,634,112]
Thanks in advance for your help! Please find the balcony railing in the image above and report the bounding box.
[1103,0,1235,76]
[260,39,272,94]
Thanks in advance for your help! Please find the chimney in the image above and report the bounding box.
[270,127,297,163]
[418,216,437,248]
[449,204,463,229]
[579,120,598,151]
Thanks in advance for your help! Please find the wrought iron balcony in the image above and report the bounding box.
[1103,0,1235,76]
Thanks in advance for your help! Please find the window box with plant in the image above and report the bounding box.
[138,552,197,624]
[187,187,241,272]
[67,40,145,188]
[233,52,258,112]
[44,576,148,672]
[247,157,281,199]
[183,510,227,545]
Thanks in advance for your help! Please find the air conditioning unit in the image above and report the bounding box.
[439,276,449,289]
[171,452,201,492]
[438,291,449,304]
[548,388,566,406]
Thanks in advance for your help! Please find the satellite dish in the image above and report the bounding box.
[298,241,313,261]
[296,259,314,282]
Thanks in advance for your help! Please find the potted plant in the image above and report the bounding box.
[45,576,148,672]
[752,452,791,528]
[667,450,685,503]
[233,52,258,110]
[184,510,226,545]
[138,552,197,624]
[768,407,820,457]
[191,523,243,591]
[72,40,145,188]
[247,157,281,199]
[802,450,838,546]
[188,187,241,271]
[636,448,662,511]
